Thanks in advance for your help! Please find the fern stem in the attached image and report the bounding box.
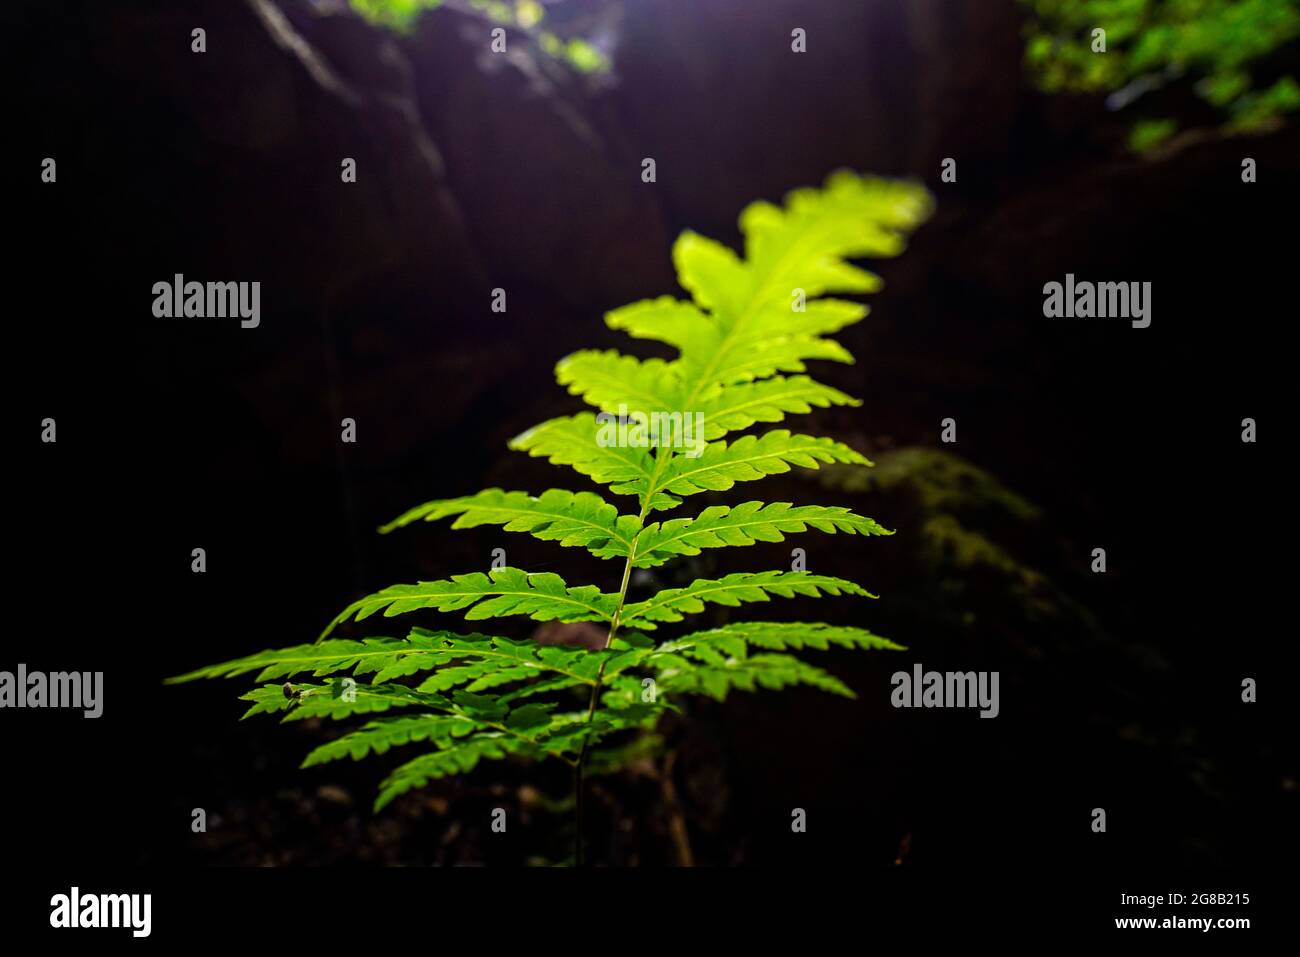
[573,471,653,865]
[574,554,633,866]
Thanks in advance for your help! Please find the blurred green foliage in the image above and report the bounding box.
[349,0,609,73]
[1020,0,1300,150]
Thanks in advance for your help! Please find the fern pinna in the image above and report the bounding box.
[168,171,931,860]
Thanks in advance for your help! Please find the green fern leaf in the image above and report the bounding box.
[301,713,484,767]
[642,173,930,405]
[498,675,587,703]
[402,631,625,688]
[740,172,931,293]
[302,698,572,775]
[632,502,891,567]
[507,413,666,504]
[620,571,873,629]
[378,488,641,560]
[239,679,455,722]
[603,296,715,353]
[416,660,536,693]
[607,293,855,387]
[650,430,870,499]
[671,231,750,318]
[693,375,861,440]
[166,631,491,685]
[322,567,618,638]
[696,334,856,387]
[608,291,870,366]
[536,705,662,754]
[375,733,537,811]
[659,621,905,657]
[554,350,682,415]
[168,628,631,697]
[654,652,857,700]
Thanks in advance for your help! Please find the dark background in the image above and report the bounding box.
[6,0,1293,908]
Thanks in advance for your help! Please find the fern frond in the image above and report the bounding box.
[697,335,857,388]
[619,571,873,629]
[378,488,641,561]
[649,430,870,500]
[497,676,586,704]
[632,502,890,567]
[654,651,857,700]
[554,350,682,415]
[302,697,576,769]
[740,172,931,295]
[780,298,872,337]
[168,628,628,690]
[507,413,665,504]
[403,631,635,688]
[301,713,482,767]
[658,621,905,657]
[630,173,929,403]
[693,375,860,440]
[170,171,932,822]
[671,231,750,318]
[166,631,477,685]
[371,703,663,811]
[603,296,715,353]
[376,733,537,811]
[415,659,537,693]
[239,679,454,722]
[608,293,855,387]
[322,568,619,638]
[538,704,662,753]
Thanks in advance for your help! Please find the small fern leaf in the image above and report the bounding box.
[633,501,890,567]
[740,172,931,300]
[529,705,661,756]
[378,488,641,560]
[301,713,483,767]
[507,413,667,505]
[654,652,858,700]
[773,298,870,339]
[375,733,535,811]
[658,621,905,658]
[691,335,856,389]
[240,679,453,722]
[416,660,535,693]
[555,350,682,415]
[609,295,854,388]
[694,375,860,440]
[651,430,870,499]
[656,172,931,400]
[411,631,616,683]
[497,675,585,704]
[610,293,869,389]
[167,637,402,684]
[604,296,716,353]
[322,568,618,639]
[167,631,502,686]
[620,571,873,629]
[672,231,750,318]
